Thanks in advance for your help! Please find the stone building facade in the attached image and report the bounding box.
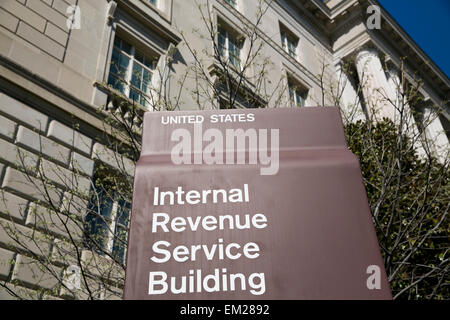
[0,0,448,299]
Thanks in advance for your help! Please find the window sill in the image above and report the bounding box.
[94,82,149,112]
[93,82,145,135]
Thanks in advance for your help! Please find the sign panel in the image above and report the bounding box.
[124,107,392,299]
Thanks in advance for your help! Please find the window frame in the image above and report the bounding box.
[217,25,244,71]
[107,35,158,109]
[280,27,299,60]
[288,80,307,108]
[85,166,131,265]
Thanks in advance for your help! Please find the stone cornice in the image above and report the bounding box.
[368,0,450,88]
[285,0,449,102]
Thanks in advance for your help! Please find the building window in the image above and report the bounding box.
[108,35,157,109]
[148,0,157,6]
[224,0,237,8]
[84,165,131,265]
[280,29,298,59]
[288,81,307,107]
[217,26,243,70]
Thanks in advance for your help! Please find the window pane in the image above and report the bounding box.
[281,32,286,49]
[118,54,130,78]
[295,91,301,106]
[110,49,130,80]
[131,64,143,89]
[108,46,129,92]
[85,213,110,250]
[135,51,145,64]
[117,200,130,227]
[218,28,227,42]
[140,94,150,108]
[108,75,126,94]
[85,188,114,252]
[228,40,235,54]
[142,69,152,95]
[230,55,240,69]
[112,226,128,264]
[129,88,141,103]
[218,30,227,58]
[114,36,122,48]
[109,48,120,76]
[98,191,114,220]
[121,39,132,55]
[289,89,295,107]
[288,40,297,57]
[112,199,130,264]
[218,45,226,59]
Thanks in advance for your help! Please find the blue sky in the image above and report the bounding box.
[377,0,450,79]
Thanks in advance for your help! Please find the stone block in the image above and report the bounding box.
[12,254,61,290]
[0,217,52,257]
[0,284,40,300]
[42,0,53,6]
[47,120,92,155]
[80,250,125,283]
[103,285,124,300]
[0,0,46,32]
[26,0,67,30]
[0,247,15,278]
[0,94,48,132]
[16,21,65,60]
[26,203,83,240]
[0,7,19,33]
[92,143,135,177]
[52,0,71,16]
[39,159,91,194]
[71,152,94,176]
[0,138,39,169]
[61,192,89,219]
[2,167,63,205]
[59,272,104,300]
[51,238,84,267]
[0,28,14,57]
[0,190,29,221]
[0,114,16,139]
[16,126,71,165]
[8,35,61,82]
[45,22,69,46]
